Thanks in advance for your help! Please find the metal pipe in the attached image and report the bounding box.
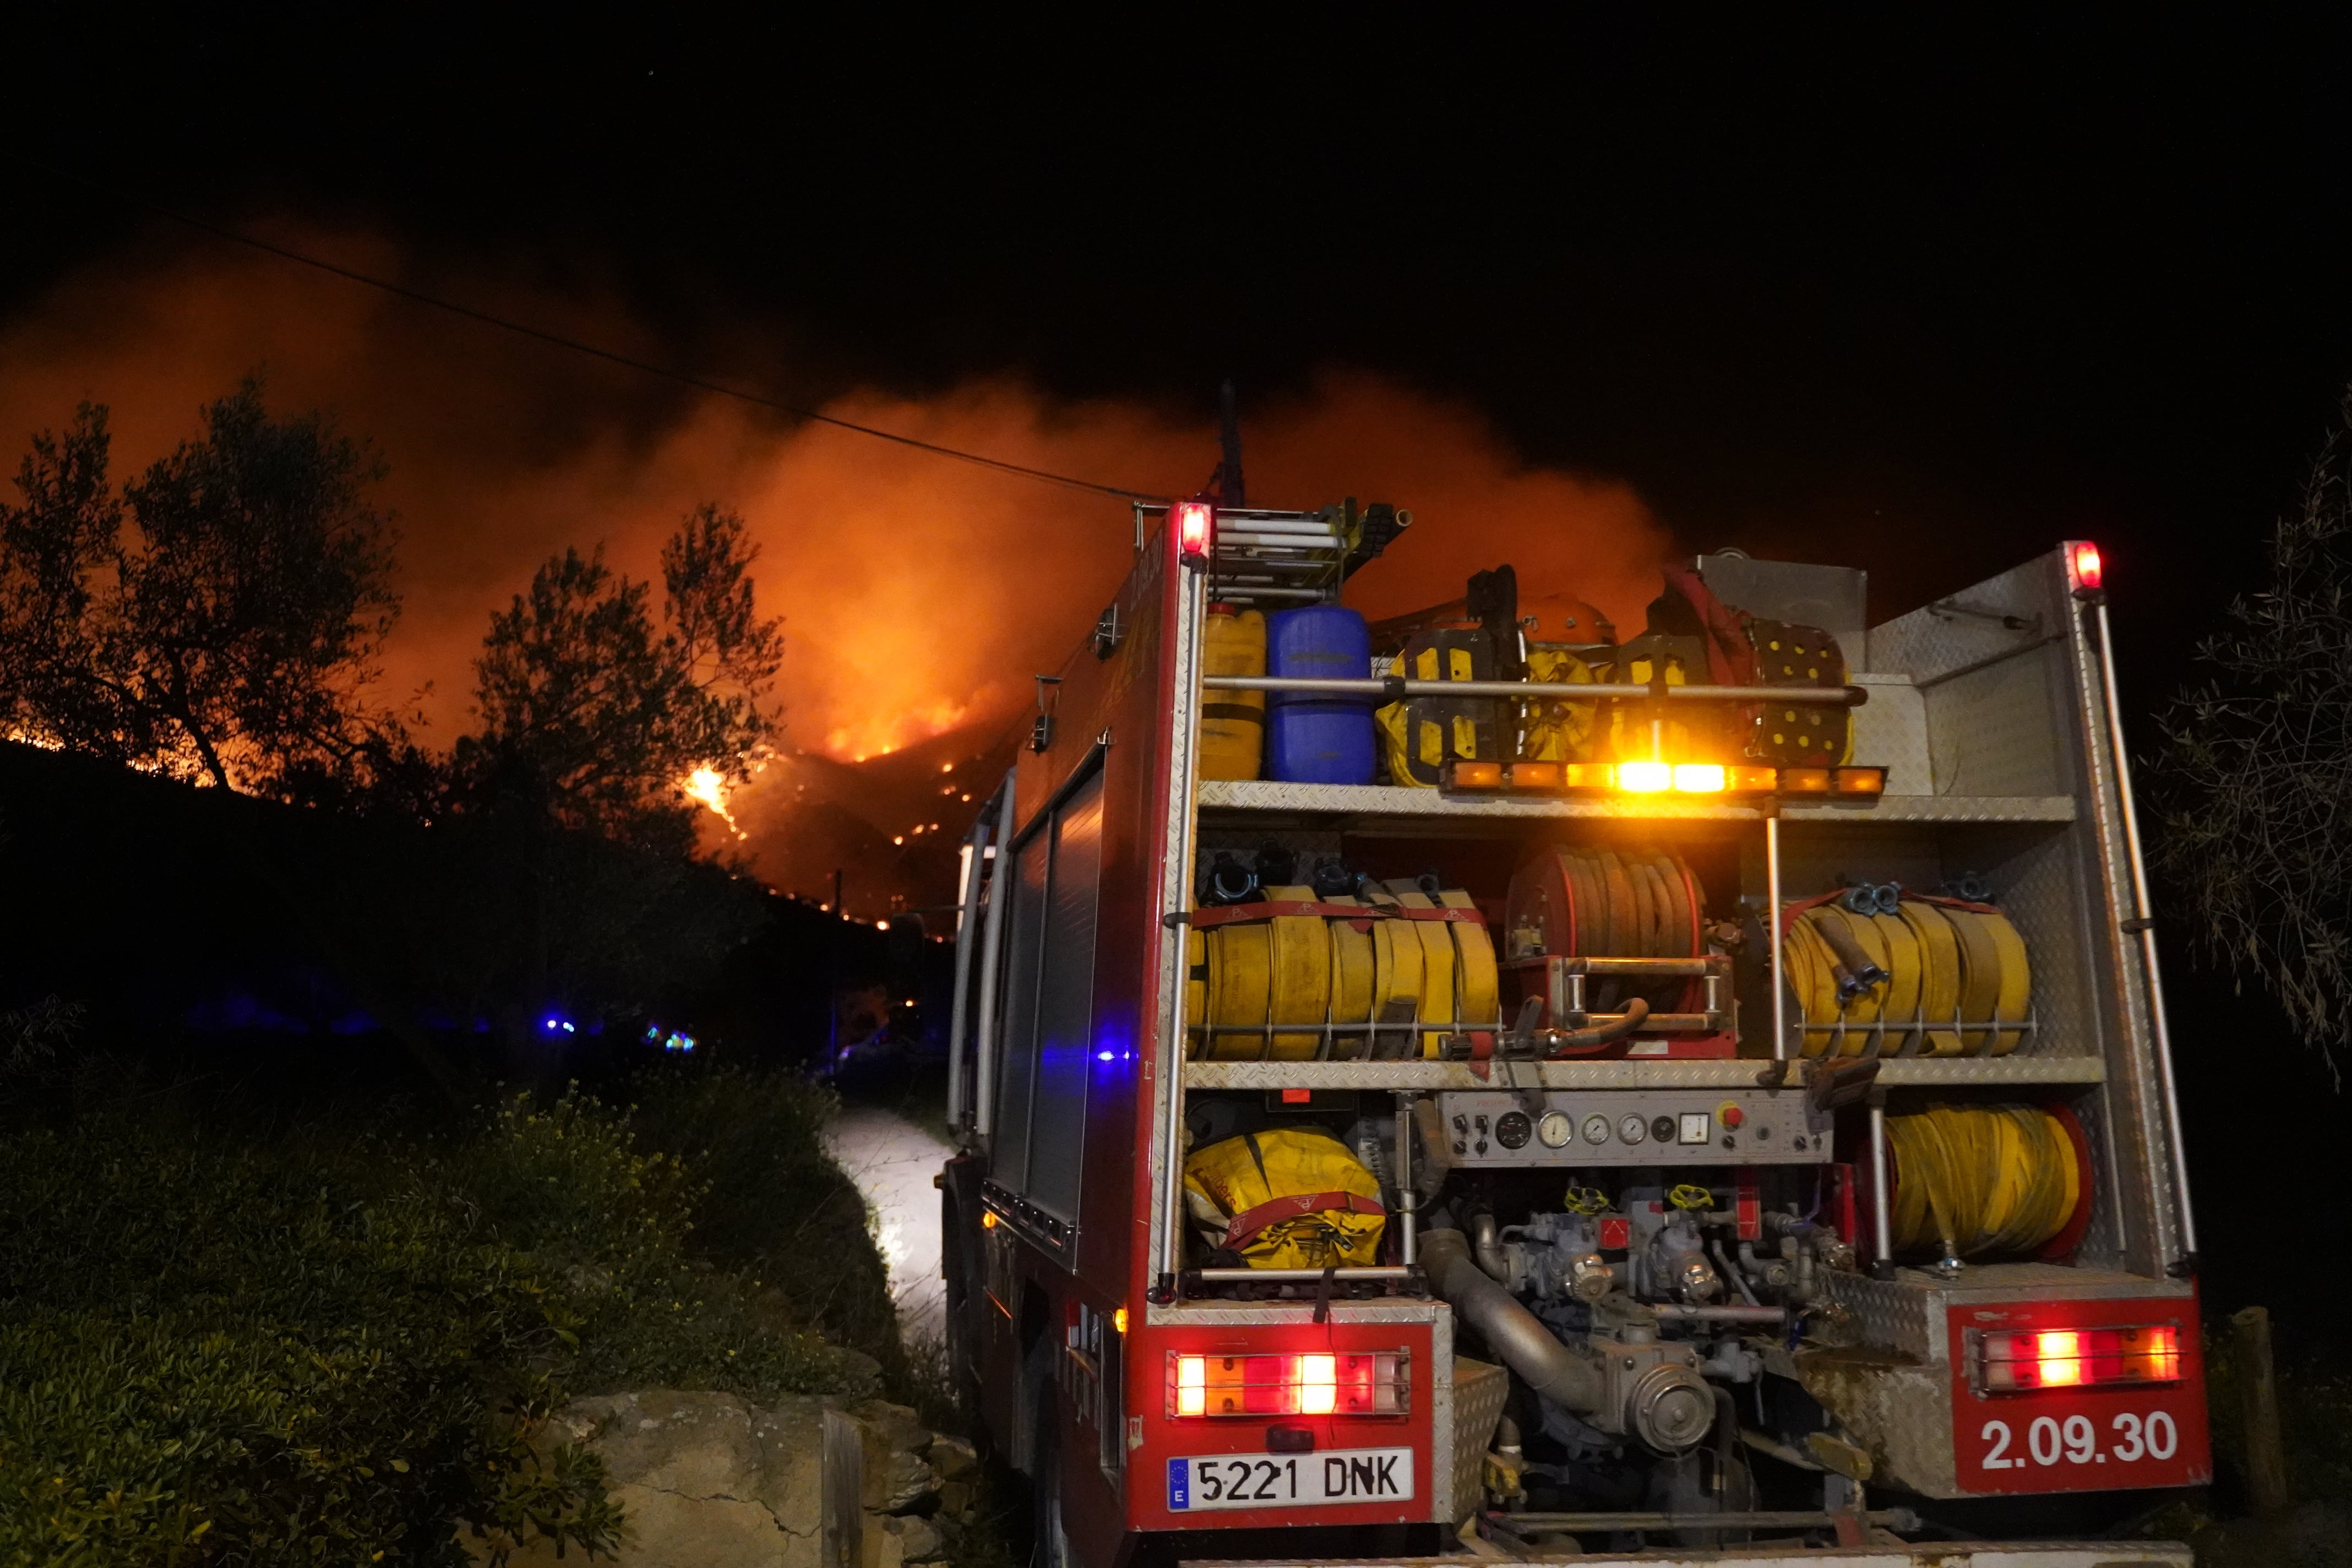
[1650,1303,1788,1324]
[943,822,990,1136]
[1204,675,1869,705]
[1394,1092,1418,1266]
[1157,565,1211,1288]
[1192,1267,1415,1282]
[1709,1239,1761,1306]
[1869,1096,1895,1268]
[971,778,1017,1139]
[2092,595,2199,1265]
[1766,811,1788,1062]
[1470,1211,1510,1281]
[1421,1229,1605,1414]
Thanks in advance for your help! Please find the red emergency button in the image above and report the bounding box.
[1717,1102,1745,1130]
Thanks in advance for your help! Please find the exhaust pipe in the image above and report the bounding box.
[1422,1228,1604,1413]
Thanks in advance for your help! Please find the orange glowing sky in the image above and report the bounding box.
[0,226,1675,882]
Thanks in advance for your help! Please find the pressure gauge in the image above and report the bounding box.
[1618,1113,1648,1145]
[1537,1111,1574,1148]
[1582,1113,1611,1145]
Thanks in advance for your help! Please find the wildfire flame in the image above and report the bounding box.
[683,765,747,838]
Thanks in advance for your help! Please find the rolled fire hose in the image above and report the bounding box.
[1785,896,2030,1059]
[1193,884,1500,1060]
[1886,1104,2081,1259]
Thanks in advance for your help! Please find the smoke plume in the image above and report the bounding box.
[0,227,1674,910]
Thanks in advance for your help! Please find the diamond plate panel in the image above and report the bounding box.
[1182,1058,2103,1091]
[1823,1270,1937,1362]
[1870,553,2068,688]
[1849,672,1934,795]
[1195,778,2074,825]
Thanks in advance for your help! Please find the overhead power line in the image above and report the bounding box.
[18,158,1169,503]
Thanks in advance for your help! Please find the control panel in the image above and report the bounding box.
[1427,1091,1833,1168]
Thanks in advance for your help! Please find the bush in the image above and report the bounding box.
[0,1076,884,1566]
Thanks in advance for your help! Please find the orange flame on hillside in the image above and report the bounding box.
[0,230,1676,904]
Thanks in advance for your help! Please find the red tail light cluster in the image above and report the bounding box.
[1978,1325,2181,1393]
[1167,1351,1409,1418]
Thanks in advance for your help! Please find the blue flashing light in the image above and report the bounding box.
[1097,1050,1115,1061]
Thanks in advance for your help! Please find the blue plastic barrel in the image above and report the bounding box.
[1266,606,1375,785]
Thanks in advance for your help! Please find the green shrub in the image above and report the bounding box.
[0,1076,884,1566]
[627,1066,901,1374]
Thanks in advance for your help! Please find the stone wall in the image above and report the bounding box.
[473,1390,979,1568]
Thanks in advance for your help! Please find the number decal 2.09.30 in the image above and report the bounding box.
[1167,1448,1415,1512]
[1980,1410,2180,1472]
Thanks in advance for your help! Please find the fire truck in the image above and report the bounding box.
[938,498,2205,1566]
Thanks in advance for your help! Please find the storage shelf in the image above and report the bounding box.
[1182,1056,2105,1091]
[1194,780,2076,827]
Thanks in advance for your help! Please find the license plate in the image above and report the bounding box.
[1166,1448,1414,1512]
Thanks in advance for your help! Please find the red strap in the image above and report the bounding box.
[1186,902,1483,928]
[1222,1191,1387,1249]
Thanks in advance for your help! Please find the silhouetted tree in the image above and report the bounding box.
[0,383,407,799]
[455,503,783,853]
[2155,390,2352,1088]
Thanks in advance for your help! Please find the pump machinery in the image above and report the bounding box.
[939,504,2204,1568]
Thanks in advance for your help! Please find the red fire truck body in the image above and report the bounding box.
[939,506,2205,1566]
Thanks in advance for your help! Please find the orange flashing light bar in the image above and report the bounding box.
[1167,1351,1409,1418]
[1442,760,1875,800]
[1980,1325,2181,1393]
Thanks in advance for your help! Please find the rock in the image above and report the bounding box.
[881,1513,945,1564]
[928,1435,978,1483]
[484,1389,830,1568]
[851,1400,939,1514]
[472,1387,962,1568]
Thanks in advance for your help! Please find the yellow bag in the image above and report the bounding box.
[1183,1129,1387,1268]
[1521,646,1597,762]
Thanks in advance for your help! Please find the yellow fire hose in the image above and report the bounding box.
[1887,1103,2081,1259]
[1784,896,2031,1058]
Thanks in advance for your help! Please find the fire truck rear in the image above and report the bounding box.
[938,500,2204,1566]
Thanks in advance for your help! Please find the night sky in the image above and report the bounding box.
[8,17,2350,1326]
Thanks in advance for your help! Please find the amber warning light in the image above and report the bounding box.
[1978,1324,2181,1393]
[1174,500,1215,564]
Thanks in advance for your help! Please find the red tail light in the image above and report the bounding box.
[1978,1324,2180,1393]
[1167,1351,1409,1417]
[1174,499,1215,562]
[2068,540,2103,593]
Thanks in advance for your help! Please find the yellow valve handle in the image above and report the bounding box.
[1262,884,1333,1060]
[1563,1184,1610,1215]
[1668,1184,1716,1211]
